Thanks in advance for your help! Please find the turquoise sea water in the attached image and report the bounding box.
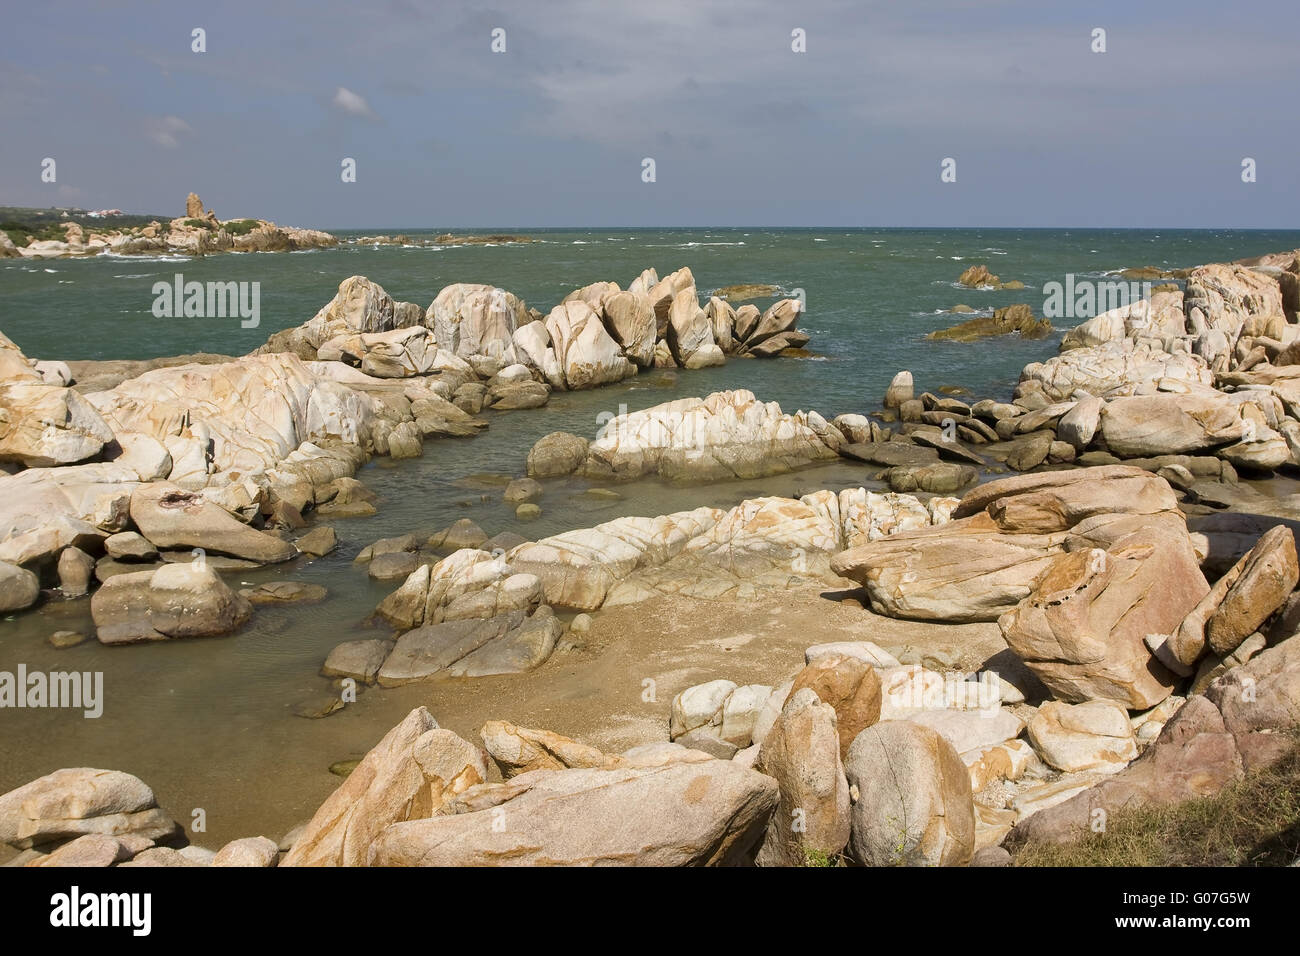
[3,227,1300,850]
[7,227,1300,409]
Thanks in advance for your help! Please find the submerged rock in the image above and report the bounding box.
[928,304,1051,342]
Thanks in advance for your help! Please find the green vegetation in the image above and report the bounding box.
[183,218,214,230]
[801,847,845,867]
[0,206,167,245]
[222,218,261,236]
[1,220,66,245]
[1016,741,1300,867]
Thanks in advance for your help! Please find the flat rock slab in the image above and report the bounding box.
[368,552,421,580]
[322,638,394,683]
[840,442,939,467]
[295,526,337,557]
[909,431,988,466]
[130,482,296,564]
[378,611,526,686]
[240,581,328,605]
[369,760,778,866]
[445,607,562,677]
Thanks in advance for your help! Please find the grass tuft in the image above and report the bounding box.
[1016,740,1300,867]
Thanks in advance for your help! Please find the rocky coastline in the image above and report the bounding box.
[4,245,1300,867]
[0,193,541,261]
[2,193,337,260]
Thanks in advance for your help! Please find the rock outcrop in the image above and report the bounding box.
[369,759,778,866]
[527,390,840,482]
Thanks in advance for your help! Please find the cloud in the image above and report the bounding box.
[332,86,377,119]
[146,115,191,149]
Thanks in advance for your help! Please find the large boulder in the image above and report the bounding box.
[790,655,882,759]
[884,371,913,409]
[705,296,736,353]
[444,605,561,676]
[282,708,488,866]
[90,563,253,644]
[998,511,1206,709]
[1059,289,1188,349]
[0,560,40,612]
[601,291,656,367]
[368,759,778,866]
[738,299,802,352]
[272,275,402,356]
[755,688,852,866]
[830,512,1066,623]
[1026,700,1139,773]
[669,679,739,740]
[844,721,975,867]
[0,768,178,849]
[1205,525,1298,656]
[563,281,620,311]
[129,483,295,563]
[1099,391,1245,457]
[665,288,715,365]
[375,605,558,684]
[1020,341,1213,401]
[89,353,375,486]
[426,283,527,363]
[1161,524,1297,670]
[1183,263,1284,338]
[317,326,438,378]
[572,389,839,482]
[545,300,631,390]
[374,549,528,629]
[1014,632,1300,846]
[525,431,589,478]
[0,462,140,566]
[511,321,565,389]
[506,506,721,610]
[831,466,1192,627]
[0,382,115,467]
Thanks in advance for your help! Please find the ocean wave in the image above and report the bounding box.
[112,273,158,279]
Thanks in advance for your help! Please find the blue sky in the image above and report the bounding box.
[1,0,1294,229]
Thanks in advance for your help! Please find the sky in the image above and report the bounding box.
[1,0,1295,229]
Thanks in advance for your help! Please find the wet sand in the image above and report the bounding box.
[0,577,1002,857]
